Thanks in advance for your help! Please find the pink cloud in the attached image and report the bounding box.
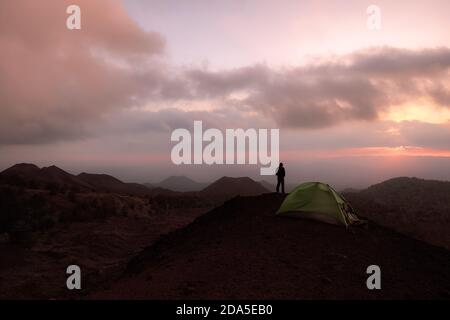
[0,0,164,144]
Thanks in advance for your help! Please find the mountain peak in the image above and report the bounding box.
[42,165,68,173]
[202,176,270,196]
[78,172,123,183]
[156,175,205,192]
[1,163,40,174]
[160,176,197,183]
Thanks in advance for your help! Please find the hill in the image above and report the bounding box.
[154,176,207,192]
[344,177,450,249]
[0,164,153,196]
[0,164,92,191]
[78,173,149,195]
[201,176,270,197]
[361,177,450,208]
[92,193,450,299]
[258,180,275,191]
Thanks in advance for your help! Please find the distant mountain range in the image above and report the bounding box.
[77,172,150,195]
[0,163,154,195]
[0,164,272,199]
[149,176,276,194]
[4,164,449,249]
[202,176,269,196]
[147,176,208,192]
[0,163,93,191]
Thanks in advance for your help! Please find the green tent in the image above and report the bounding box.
[276,182,363,227]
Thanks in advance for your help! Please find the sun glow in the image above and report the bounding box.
[382,102,450,124]
[281,146,450,159]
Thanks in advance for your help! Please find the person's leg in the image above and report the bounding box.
[281,178,285,194]
[276,178,280,193]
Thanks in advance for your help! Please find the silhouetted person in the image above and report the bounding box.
[276,163,285,194]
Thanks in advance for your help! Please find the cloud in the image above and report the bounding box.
[0,0,165,144]
[1,1,450,147]
[185,47,450,129]
[101,106,273,137]
[398,121,450,150]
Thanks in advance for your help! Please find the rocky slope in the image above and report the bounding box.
[92,194,450,299]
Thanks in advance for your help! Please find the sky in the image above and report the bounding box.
[0,0,449,189]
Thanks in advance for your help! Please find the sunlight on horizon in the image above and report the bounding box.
[382,102,450,124]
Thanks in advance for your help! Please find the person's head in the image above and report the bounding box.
[279,162,283,167]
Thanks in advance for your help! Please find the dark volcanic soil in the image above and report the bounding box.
[0,208,209,299]
[91,194,450,300]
